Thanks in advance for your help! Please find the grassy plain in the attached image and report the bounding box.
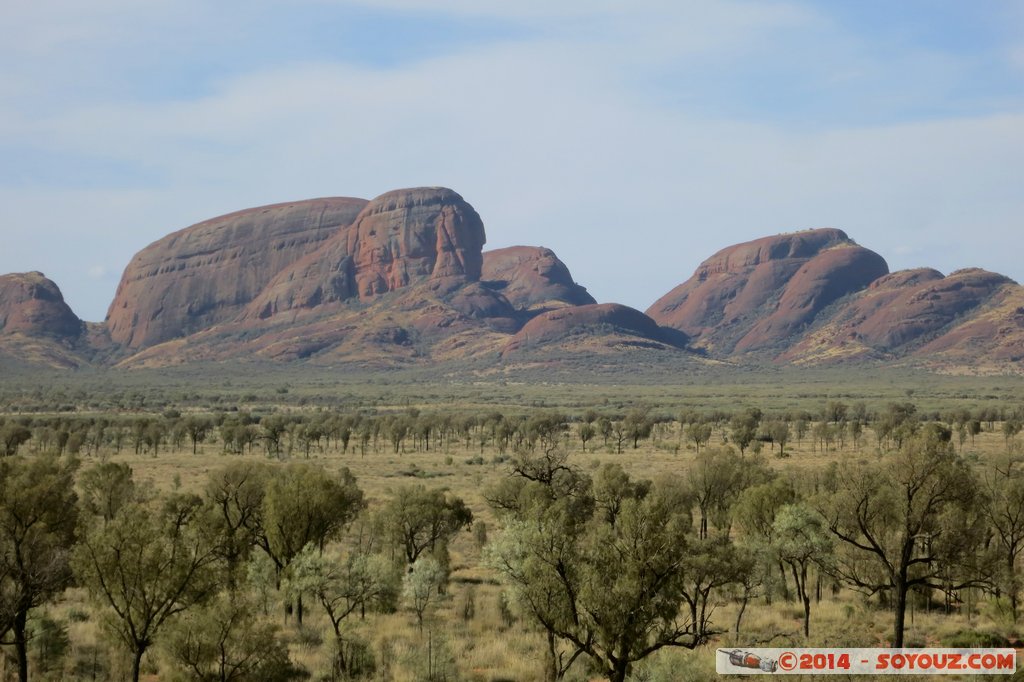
[1,361,1022,681]
[2,357,1021,415]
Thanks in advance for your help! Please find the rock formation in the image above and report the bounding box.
[779,267,1019,364]
[106,197,368,347]
[647,229,888,353]
[245,188,486,320]
[0,272,82,338]
[481,246,595,312]
[3,186,1020,374]
[503,303,685,354]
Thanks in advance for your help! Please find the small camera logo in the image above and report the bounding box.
[723,649,778,673]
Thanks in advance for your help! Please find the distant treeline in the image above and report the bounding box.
[1,400,1021,460]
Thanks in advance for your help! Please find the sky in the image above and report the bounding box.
[2,1,1023,322]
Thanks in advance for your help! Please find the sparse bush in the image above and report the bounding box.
[941,630,1010,648]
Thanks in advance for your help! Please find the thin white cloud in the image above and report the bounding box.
[1,2,1022,320]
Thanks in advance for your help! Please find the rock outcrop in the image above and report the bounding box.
[481,246,595,313]
[779,267,1018,364]
[844,268,1010,349]
[245,188,487,320]
[0,272,82,338]
[916,284,1024,367]
[647,229,888,353]
[106,197,368,347]
[503,303,685,354]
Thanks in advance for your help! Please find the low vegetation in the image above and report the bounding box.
[0,373,1023,680]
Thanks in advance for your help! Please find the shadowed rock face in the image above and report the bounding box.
[481,246,595,312]
[245,187,487,320]
[916,284,1024,365]
[350,187,485,293]
[106,197,368,348]
[0,272,82,338]
[733,244,890,352]
[776,267,1019,365]
[851,268,1011,349]
[504,303,684,353]
[647,229,889,353]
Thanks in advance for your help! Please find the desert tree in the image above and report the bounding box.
[578,423,595,452]
[0,425,32,457]
[732,477,798,601]
[874,402,919,450]
[204,461,268,591]
[490,474,728,682]
[772,504,832,637]
[257,463,365,623]
[609,421,629,454]
[596,417,613,448]
[257,463,364,571]
[378,484,472,565]
[184,416,213,455]
[823,400,848,424]
[78,461,135,524]
[766,421,790,457]
[403,556,447,631]
[74,495,221,682]
[623,408,654,449]
[163,592,299,682]
[0,455,78,682]
[729,410,760,455]
[289,542,400,674]
[981,469,1024,621]
[520,413,566,453]
[592,462,650,526]
[486,447,593,519]
[687,446,768,540]
[260,415,290,457]
[819,430,983,647]
[685,422,713,452]
[292,540,399,651]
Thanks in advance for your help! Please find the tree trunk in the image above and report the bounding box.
[131,646,146,682]
[893,581,908,648]
[803,594,811,638]
[334,635,347,680]
[546,631,558,682]
[735,593,750,639]
[609,658,629,682]
[14,609,28,682]
[1010,551,1019,623]
[777,562,790,601]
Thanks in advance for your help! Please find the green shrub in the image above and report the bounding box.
[941,630,1010,648]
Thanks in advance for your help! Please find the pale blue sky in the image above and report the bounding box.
[2,1,1023,321]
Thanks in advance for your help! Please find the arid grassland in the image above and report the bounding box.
[0,365,1022,681]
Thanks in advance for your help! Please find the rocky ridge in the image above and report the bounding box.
[2,189,1022,373]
